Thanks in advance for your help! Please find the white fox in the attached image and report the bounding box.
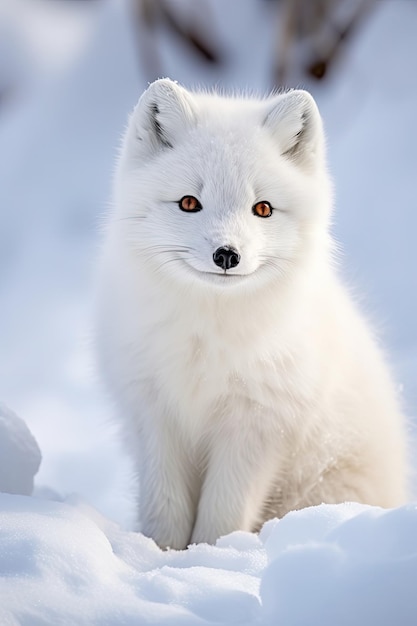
[96,78,408,549]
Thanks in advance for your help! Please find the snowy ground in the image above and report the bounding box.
[1,494,417,626]
[0,0,416,623]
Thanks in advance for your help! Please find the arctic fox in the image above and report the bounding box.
[97,78,408,550]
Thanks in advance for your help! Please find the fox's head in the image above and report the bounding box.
[114,79,332,292]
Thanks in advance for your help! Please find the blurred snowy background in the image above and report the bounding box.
[0,0,416,527]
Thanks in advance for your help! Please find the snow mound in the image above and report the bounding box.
[0,403,41,496]
[0,495,416,625]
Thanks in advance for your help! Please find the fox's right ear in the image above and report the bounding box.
[126,79,197,158]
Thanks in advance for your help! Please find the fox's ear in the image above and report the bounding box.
[263,90,324,168]
[128,78,197,156]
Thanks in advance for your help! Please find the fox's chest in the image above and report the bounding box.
[142,319,303,428]
[153,329,242,413]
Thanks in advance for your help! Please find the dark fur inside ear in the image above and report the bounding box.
[150,103,173,149]
[284,109,311,159]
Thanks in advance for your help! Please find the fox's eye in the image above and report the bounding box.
[179,196,202,212]
[253,201,273,218]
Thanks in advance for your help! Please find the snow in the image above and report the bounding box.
[1,494,416,626]
[0,403,41,496]
[0,0,416,623]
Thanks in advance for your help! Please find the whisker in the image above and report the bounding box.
[259,254,293,263]
[153,256,185,274]
[118,216,148,221]
[141,244,195,254]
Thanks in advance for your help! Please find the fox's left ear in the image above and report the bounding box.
[263,90,324,168]
[128,78,197,157]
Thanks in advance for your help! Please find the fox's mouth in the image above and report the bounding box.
[182,262,251,285]
[206,270,243,277]
[199,273,248,287]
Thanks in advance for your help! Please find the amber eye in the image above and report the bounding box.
[253,201,273,218]
[179,196,202,212]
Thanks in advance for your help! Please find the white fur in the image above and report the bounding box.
[96,79,408,549]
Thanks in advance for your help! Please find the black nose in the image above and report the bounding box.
[213,246,241,271]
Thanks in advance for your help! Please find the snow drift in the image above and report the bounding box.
[0,403,41,496]
[0,495,416,625]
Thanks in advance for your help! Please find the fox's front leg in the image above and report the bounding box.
[191,413,280,545]
[136,417,198,550]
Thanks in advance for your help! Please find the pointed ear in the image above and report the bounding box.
[263,90,324,168]
[128,78,197,157]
